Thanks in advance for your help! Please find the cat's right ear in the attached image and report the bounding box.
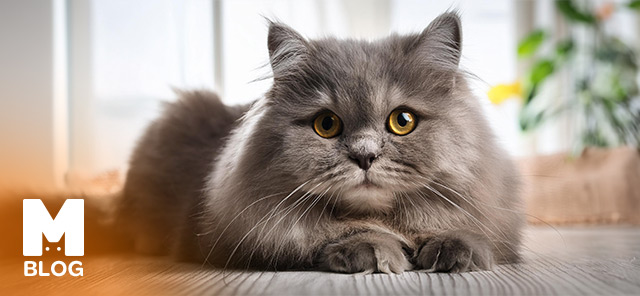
[415,12,462,70]
[267,21,309,79]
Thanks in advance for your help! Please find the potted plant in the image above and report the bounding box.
[489,0,640,224]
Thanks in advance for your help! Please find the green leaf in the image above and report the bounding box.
[529,60,555,85]
[556,0,597,24]
[517,30,546,58]
[628,0,640,10]
[555,39,574,59]
[519,109,547,131]
[523,84,537,106]
[611,76,629,102]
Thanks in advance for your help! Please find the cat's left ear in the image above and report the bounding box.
[418,12,462,69]
[267,21,309,80]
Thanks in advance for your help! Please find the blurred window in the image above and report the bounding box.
[70,0,517,179]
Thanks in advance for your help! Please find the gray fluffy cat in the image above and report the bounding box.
[117,12,523,273]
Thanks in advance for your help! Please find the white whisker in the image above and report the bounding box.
[202,191,284,266]
[420,183,508,260]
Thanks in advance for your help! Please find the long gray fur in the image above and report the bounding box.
[116,12,523,273]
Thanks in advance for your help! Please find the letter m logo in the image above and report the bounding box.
[23,199,84,256]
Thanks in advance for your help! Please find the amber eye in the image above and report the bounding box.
[388,109,416,136]
[313,112,342,138]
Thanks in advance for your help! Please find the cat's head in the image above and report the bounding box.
[240,12,489,214]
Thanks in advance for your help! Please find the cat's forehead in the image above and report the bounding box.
[269,35,445,121]
[305,39,424,113]
[315,82,404,110]
[308,38,396,75]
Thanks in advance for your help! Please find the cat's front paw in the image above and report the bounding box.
[414,230,493,273]
[320,232,412,274]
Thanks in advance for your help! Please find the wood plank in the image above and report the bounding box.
[1,226,639,295]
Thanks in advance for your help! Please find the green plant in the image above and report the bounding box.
[491,0,640,153]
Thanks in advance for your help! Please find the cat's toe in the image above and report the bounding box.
[374,242,413,274]
[322,240,377,273]
[414,232,493,273]
[320,233,412,274]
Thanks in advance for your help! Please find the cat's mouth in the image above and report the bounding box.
[357,176,380,189]
[340,175,394,213]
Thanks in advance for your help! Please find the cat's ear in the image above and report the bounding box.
[267,21,308,79]
[418,12,462,69]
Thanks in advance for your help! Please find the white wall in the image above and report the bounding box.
[0,0,67,190]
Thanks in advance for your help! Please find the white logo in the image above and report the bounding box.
[23,199,84,256]
[23,199,84,277]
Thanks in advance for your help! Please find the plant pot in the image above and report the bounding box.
[518,146,640,225]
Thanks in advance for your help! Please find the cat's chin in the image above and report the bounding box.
[340,186,394,214]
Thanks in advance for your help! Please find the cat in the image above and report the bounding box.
[116,11,524,273]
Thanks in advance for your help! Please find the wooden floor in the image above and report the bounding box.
[2,226,640,295]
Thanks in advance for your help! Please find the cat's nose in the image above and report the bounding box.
[349,152,377,170]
